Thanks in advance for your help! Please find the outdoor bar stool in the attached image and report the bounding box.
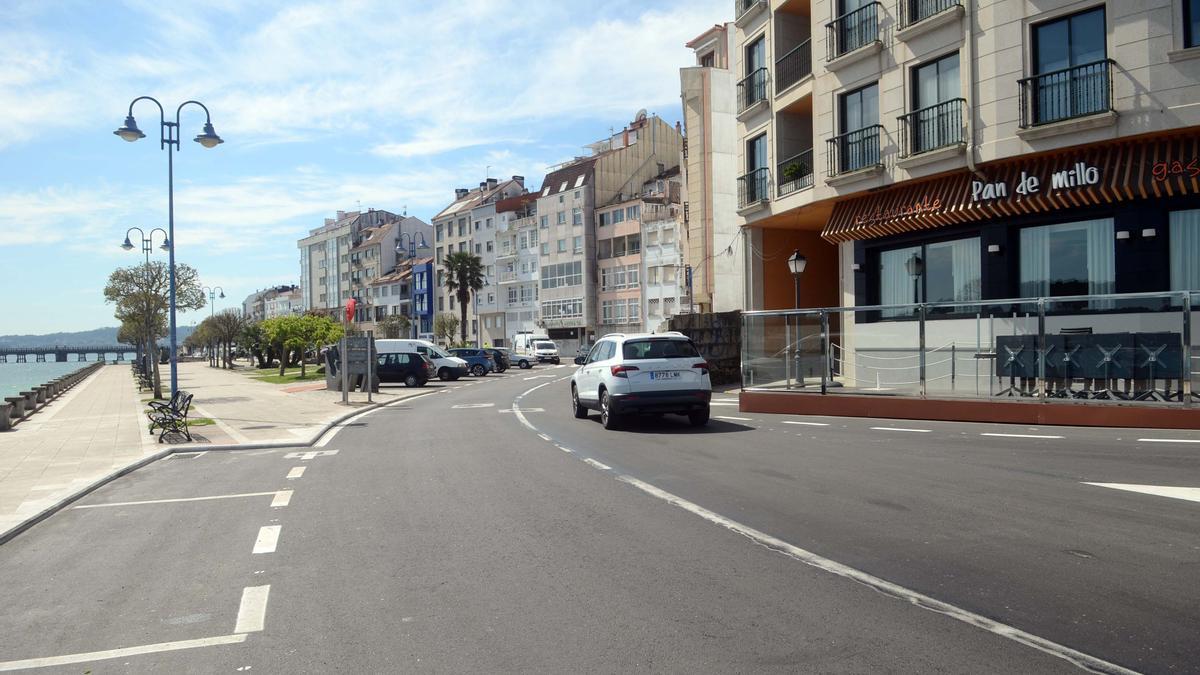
[1040,334,1069,397]
[996,335,1038,397]
[1132,332,1184,401]
[1058,329,1092,398]
[1079,333,1134,400]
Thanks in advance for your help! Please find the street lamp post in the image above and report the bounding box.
[121,227,169,379]
[395,232,429,339]
[114,97,223,397]
[473,275,491,349]
[905,253,924,307]
[201,286,225,366]
[786,249,807,388]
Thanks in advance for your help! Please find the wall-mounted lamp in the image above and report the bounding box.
[1142,228,1157,238]
[1116,230,1131,240]
[987,243,1002,254]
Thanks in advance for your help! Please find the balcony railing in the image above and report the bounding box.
[737,167,771,209]
[775,39,812,94]
[826,125,884,177]
[737,68,770,113]
[898,98,966,157]
[735,0,766,21]
[898,0,961,30]
[777,149,815,197]
[1018,59,1114,128]
[826,2,881,61]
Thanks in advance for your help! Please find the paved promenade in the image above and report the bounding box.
[0,360,411,538]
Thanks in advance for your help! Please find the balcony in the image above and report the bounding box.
[737,167,771,211]
[777,149,815,197]
[1018,60,1116,134]
[897,0,962,39]
[825,2,881,66]
[898,98,966,162]
[737,68,770,118]
[775,39,812,95]
[826,125,884,181]
[734,0,767,27]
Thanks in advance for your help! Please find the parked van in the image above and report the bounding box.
[512,332,550,355]
[375,339,469,381]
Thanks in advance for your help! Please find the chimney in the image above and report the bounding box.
[623,127,630,148]
[512,175,524,184]
[455,188,469,199]
[337,210,347,220]
[324,218,334,226]
[487,178,498,190]
[675,121,682,134]
[479,181,487,189]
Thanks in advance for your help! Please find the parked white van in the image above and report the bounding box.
[375,339,469,381]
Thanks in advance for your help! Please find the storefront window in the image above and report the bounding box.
[1019,218,1114,301]
[879,237,980,317]
[1170,209,1200,290]
[880,246,921,317]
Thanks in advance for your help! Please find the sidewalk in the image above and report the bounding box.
[0,360,418,539]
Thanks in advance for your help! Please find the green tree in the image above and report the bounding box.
[240,321,273,368]
[104,261,205,398]
[295,314,343,377]
[433,313,460,345]
[376,314,411,339]
[443,251,484,344]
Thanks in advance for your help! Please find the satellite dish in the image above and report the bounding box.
[635,109,648,122]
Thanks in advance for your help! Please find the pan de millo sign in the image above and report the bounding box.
[970,161,1101,202]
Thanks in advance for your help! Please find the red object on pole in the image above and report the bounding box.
[345,298,357,324]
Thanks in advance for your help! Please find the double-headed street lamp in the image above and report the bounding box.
[121,227,169,371]
[202,286,226,317]
[395,232,430,339]
[114,96,224,397]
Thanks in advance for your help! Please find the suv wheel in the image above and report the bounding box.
[600,390,620,430]
[571,385,588,419]
[404,374,419,388]
[472,364,487,377]
[519,360,531,369]
[688,407,710,427]
[438,368,451,381]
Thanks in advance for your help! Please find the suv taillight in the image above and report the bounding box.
[611,365,639,378]
[693,362,709,375]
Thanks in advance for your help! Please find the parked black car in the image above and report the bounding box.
[376,352,435,387]
[483,347,510,373]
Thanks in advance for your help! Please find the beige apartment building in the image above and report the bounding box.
[298,209,404,317]
[734,0,1200,314]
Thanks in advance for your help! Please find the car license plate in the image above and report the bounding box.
[650,371,680,380]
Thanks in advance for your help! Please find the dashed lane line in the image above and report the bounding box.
[980,433,1064,440]
[1083,482,1200,504]
[1136,437,1200,444]
[287,466,306,479]
[783,421,830,427]
[870,427,931,433]
[583,458,612,471]
[253,525,281,554]
[270,490,292,508]
[234,585,271,634]
[73,490,290,510]
[714,416,752,422]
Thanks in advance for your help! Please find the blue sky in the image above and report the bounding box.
[0,0,728,334]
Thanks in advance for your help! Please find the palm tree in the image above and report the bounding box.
[443,251,485,345]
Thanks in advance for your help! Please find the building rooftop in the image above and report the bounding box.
[538,158,595,199]
[433,178,523,221]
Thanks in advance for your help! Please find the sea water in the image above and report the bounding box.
[0,362,94,398]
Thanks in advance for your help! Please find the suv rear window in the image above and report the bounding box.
[622,339,700,360]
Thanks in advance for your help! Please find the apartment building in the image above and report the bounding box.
[242,285,300,322]
[297,209,404,316]
[681,22,745,313]
[640,171,690,331]
[367,257,435,337]
[431,177,526,343]
[495,193,541,346]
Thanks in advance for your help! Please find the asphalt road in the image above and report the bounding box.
[0,366,1196,673]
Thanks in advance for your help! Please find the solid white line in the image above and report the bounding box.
[253,526,281,554]
[287,466,306,479]
[715,416,752,421]
[234,585,271,633]
[870,427,931,433]
[313,390,439,447]
[0,634,247,672]
[583,458,612,471]
[74,491,280,509]
[451,403,495,409]
[980,433,1064,440]
[783,421,830,427]
[1083,482,1200,503]
[616,475,1137,675]
[270,490,292,508]
[1136,438,1200,444]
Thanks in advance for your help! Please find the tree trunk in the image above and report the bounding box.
[149,337,163,400]
[459,296,468,345]
[300,346,307,378]
[278,344,287,376]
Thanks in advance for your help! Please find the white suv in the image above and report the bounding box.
[533,340,560,365]
[570,332,711,430]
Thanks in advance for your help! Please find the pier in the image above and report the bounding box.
[0,345,136,363]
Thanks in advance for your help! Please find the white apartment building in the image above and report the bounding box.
[297,209,404,316]
[495,193,541,347]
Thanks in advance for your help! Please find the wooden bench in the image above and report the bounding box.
[147,390,194,443]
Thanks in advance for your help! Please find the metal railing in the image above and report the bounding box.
[777,149,815,197]
[826,2,881,61]
[826,125,884,177]
[898,98,966,157]
[775,39,812,94]
[735,0,766,21]
[737,68,770,113]
[1018,59,1115,128]
[897,0,961,30]
[737,167,771,208]
[741,291,1198,406]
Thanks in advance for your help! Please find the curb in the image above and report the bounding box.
[0,395,404,547]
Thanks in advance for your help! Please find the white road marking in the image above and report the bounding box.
[980,433,1064,440]
[253,526,281,554]
[287,466,306,479]
[270,490,292,508]
[192,402,252,445]
[499,407,545,413]
[583,458,612,470]
[234,585,271,633]
[709,402,740,406]
[616,475,1137,675]
[284,450,340,460]
[0,634,248,672]
[74,491,283,509]
[783,421,830,427]
[557,446,574,453]
[1136,437,1200,444]
[715,416,752,421]
[537,433,552,441]
[870,427,931,433]
[451,403,495,409]
[524,375,556,380]
[313,391,439,447]
[1083,482,1200,504]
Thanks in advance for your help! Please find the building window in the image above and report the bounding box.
[436,224,443,242]
[486,241,494,252]
[573,235,583,253]
[557,238,567,253]
[1170,209,1200,289]
[541,243,549,256]
[572,207,582,226]
[908,52,962,155]
[475,243,482,254]
[557,211,566,225]
[1020,219,1114,300]
[700,51,715,67]
[626,205,640,221]
[474,221,481,231]
[741,133,769,204]
[837,83,880,173]
[1029,7,1108,125]
[508,287,519,304]
[540,261,583,289]
[486,218,493,228]
[488,293,495,304]
[540,215,549,228]
[541,298,583,320]
[1187,0,1200,48]
[879,239,981,316]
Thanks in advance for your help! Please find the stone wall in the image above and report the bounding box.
[669,311,741,387]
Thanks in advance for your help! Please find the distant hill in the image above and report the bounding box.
[0,325,197,348]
